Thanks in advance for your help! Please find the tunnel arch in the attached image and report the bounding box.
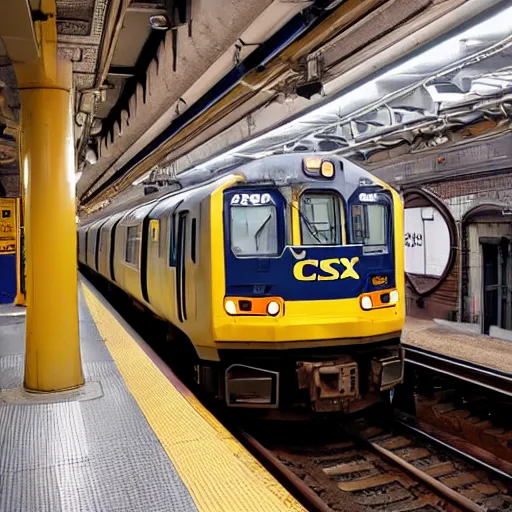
[401,187,458,314]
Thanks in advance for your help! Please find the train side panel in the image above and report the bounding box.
[145,195,180,322]
[85,221,99,269]
[96,212,123,282]
[77,227,87,265]
[115,222,144,305]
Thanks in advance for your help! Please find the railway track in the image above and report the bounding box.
[240,413,512,512]
[236,348,512,511]
[402,345,512,397]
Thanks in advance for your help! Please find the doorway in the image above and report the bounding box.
[481,238,512,334]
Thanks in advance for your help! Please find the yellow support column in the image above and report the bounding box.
[14,0,83,392]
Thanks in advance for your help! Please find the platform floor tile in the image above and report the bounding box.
[81,278,304,512]
[0,290,199,512]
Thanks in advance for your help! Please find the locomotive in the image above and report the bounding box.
[78,153,405,416]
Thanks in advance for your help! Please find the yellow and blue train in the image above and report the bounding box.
[78,154,405,415]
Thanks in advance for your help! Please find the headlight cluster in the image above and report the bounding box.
[360,290,399,310]
[224,297,283,317]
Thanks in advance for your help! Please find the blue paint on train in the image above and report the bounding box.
[223,187,396,301]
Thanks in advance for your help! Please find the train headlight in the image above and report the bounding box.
[389,290,399,304]
[361,296,373,310]
[225,300,237,315]
[267,301,280,316]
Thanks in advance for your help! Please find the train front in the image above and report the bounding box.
[214,154,405,415]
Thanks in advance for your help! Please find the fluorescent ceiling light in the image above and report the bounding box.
[157,3,512,177]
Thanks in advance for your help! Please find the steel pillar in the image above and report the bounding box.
[14,0,83,392]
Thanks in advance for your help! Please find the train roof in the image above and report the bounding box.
[80,153,383,228]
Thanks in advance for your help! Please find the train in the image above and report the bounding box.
[78,153,405,416]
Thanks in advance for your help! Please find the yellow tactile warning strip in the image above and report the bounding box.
[80,279,305,512]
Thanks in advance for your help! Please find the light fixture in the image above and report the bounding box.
[225,300,237,315]
[320,161,334,178]
[389,290,399,304]
[361,296,373,310]
[304,157,321,170]
[149,15,170,30]
[267,301,280,316]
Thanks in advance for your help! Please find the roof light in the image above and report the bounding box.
[304,157,322,171]
[321,161,334,178]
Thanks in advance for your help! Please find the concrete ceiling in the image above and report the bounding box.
[78,0,510,214]
[1,0,511,213]
[181,5,512,174]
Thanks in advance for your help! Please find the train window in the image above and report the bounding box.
[300,193,341,245]
[351,203,388,255]
[125,226,140,265]
[191,218,197,263]
[230,205,278,256]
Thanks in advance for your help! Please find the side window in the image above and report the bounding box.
[351,203,388,254]
[191,218,197,263]
[125,226,140,265]
[300,193,341,245]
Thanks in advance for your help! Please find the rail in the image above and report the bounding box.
[403,344,512,397]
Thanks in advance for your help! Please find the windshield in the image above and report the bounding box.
[300,193,341,245]
[230,205,278,256]
[351,203,388,255]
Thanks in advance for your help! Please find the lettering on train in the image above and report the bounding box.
[358,192,378,202]
[293,257,360,281]
[230,193,273,206]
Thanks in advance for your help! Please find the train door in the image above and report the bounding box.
[176,211,188,322]
[481,238,512,334]
[140,215,151,303]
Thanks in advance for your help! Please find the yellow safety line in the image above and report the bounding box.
[81,280,305,512]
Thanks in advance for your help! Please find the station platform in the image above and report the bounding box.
[403,317,512,373]
[0,278,304,512]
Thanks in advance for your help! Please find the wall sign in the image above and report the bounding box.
[404,207,449,277]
